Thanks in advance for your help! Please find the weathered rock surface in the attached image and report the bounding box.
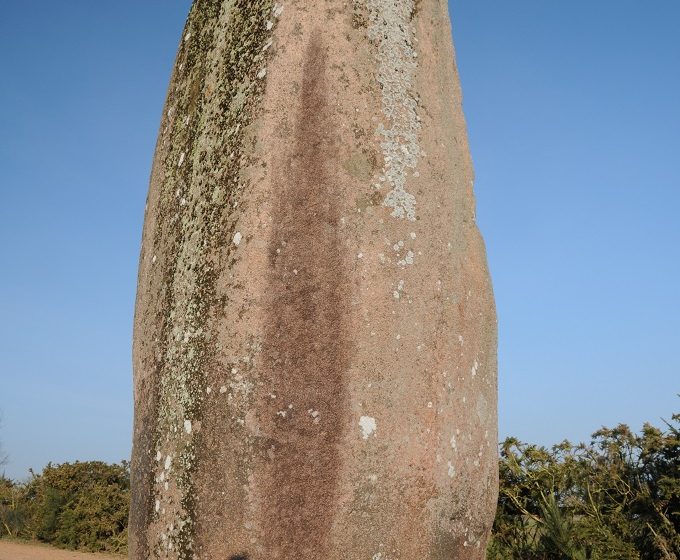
[130,1,497,559]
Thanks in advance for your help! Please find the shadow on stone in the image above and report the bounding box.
[229,554,249,560]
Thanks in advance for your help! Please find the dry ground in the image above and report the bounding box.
[0,540,123,560]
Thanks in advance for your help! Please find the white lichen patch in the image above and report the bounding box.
[230,374,253,397]
[363,0,421,221]
[471,359,479,378]
[397,250,415,267]
[448,461,456,478]
[359,415,377,439]
[183,419,192,434]
[393,279,405,300]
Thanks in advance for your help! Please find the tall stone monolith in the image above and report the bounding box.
[131,1,497,559]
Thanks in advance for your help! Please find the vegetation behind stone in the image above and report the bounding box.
[0,410,677,558]
[0,461,129,554]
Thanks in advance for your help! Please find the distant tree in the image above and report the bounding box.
[0,417,8,468]
[1,418,20,538]
[0,477,28,539]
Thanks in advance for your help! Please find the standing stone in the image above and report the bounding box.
[130,1,497,559]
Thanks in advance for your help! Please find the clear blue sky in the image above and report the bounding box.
[0,1,678,480]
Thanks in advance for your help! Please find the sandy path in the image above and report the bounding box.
[0,540,123,560]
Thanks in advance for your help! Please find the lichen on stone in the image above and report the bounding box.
[359,415,377,439]
[146,0,278,558]
[360,0,422,221]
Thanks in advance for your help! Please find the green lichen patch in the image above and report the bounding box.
[144,0,277,558]
[343,151,375,181]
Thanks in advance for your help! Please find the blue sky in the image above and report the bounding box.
[0,1,678,479]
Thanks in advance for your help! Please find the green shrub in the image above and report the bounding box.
[488,413,679,559]
[0,461,129,554]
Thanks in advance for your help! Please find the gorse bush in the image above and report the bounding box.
[0,414,677,558]
[488,413,680,559]
[0,461,129,554]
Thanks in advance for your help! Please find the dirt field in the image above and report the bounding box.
[0,540,123,560]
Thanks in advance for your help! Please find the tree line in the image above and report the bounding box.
[0,411,678,558]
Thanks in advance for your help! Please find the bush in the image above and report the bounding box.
[488,413,680,559]
[0,461,129,554]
